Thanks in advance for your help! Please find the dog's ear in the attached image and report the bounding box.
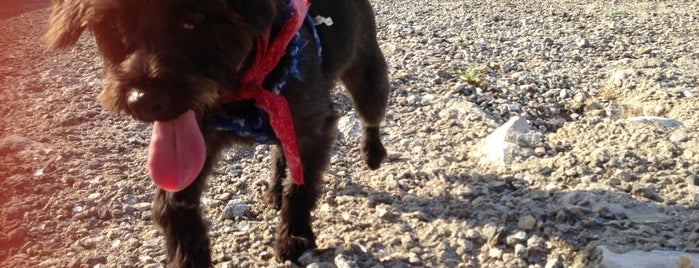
[45,0,89,51]
[227,0,277,33]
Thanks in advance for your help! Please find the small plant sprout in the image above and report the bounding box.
[456,67,484,86]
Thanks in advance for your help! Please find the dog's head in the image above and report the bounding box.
[46,0,277,122]
[47,0,285,192]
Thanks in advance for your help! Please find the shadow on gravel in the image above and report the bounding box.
[332,170,696,266]
[0,0,50,20]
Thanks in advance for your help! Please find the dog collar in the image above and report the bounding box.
[218,0,311,185]
[215,14,321,143]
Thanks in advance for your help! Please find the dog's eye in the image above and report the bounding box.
[104,16,122,31]
[183,11,207,30]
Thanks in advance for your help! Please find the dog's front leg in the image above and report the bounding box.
[275,181,320,262]
[274,113,336,262]
[152,175,211,268]
[264,145,286,210]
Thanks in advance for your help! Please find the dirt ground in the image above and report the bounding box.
[1,0,698,267]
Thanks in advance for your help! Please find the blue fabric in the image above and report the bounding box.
[214,108,272,143]
[306,14,323,59]
[215,14,323,144]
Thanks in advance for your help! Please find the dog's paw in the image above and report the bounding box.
[263,187,282,210]
[274,235,317,263]
[362,127,387,170]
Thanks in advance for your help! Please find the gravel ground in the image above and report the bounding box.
[1,0,698,267]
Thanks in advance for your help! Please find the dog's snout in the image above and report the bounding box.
[127,88,172,122]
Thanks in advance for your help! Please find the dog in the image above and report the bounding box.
[46,0,390,266]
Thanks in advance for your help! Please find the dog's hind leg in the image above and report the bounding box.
[152,167,211,267]
[341,43,390,170]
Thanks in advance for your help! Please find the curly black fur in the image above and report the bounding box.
[47,0,389,266]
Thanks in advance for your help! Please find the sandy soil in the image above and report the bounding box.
[1,0,698,267]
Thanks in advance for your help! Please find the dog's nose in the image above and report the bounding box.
[127,88,172,122]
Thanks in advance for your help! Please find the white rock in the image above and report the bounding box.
[507,104,522,112]
[576,38,590,48]
[598,245,699,268]
[514,244,527,257]
[518,215,537,231]
[221,199,249,219]
[474,117,537,167]
[488,247,503,259]
[380,43,402,55]
[591,202,626,214]
[443,99,490,122]
[41,68,63,81]
[133,202,151,211]
[408,252,422,264]
[611,70,630,87]
[627,116,684,128]
[620,205,670,224]
[545,258,562,268]
[337,115,362,141]
[215,192,232,201]
[38,259,61,267]
[219,262,234,268]
[406,95,420,105]
[684,89,698,97]
[421,94,436,105]
[334,253,359,268]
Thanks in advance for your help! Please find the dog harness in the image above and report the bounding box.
[217,0,321,185]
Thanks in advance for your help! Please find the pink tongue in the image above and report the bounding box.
[147,109,206,192]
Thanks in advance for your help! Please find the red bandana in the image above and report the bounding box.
[220,0,309,185]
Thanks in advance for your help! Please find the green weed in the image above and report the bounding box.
[456,68,484,86]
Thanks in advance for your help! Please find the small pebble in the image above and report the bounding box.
[518,215,537,231]
[221,199,249,219]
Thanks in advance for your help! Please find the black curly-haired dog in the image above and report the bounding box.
[46,0,389,266]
